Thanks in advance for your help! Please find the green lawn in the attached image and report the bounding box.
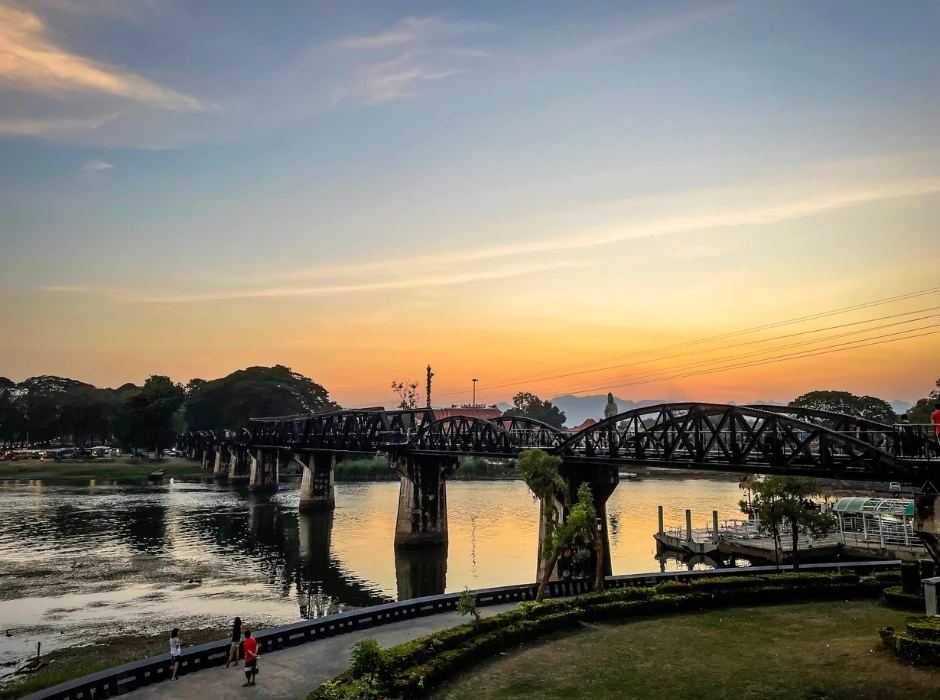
[433,601,940,700]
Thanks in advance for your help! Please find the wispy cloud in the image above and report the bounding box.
[0,111,121,137]
[584,4,740,54]
[333,16,488,105]
[43,260,591,304]
[0,3,207,110]
[82,158,112,171]
[338,17,439,50]
[272,172,940,282]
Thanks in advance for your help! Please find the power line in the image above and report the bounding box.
[482,324,940,402]
[435,284,940,400]
[492,312,940,399]
[447,304,940,397]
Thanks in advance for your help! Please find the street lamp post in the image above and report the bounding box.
[472,379,478,413]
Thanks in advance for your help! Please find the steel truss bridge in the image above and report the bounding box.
[187,403,937,484]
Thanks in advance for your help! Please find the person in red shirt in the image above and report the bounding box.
[932,403,940,446]
[242,630,259,687]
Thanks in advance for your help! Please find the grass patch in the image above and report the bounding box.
[433,601,940,700]
[0,457,206,481]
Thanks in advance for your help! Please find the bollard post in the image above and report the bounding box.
[658,505,664,535]
[713,510,719,544]
[686,509,692,542]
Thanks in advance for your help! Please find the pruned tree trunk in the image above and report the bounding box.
[536,551,560,602]
[791,522,800,571]
[593,533,605,593]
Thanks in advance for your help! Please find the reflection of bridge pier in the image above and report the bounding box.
[538,463,618,582]
[395,546,447,600]
[299,454,336,511]
[249,449,280,491]
[393,456,456,548]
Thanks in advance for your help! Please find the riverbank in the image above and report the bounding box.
[0,457,206,481]
[0,627,228,700]
[433,600,939,700]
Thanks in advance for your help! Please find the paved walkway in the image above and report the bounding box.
[131,603,519,700]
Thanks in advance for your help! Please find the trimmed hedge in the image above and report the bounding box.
[883,585,925,612]
[881,616,940,666]
[307,571,892,700]
[906,616,940,642]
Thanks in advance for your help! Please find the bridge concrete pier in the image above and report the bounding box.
[228,446,250,484]
[300,454,336,511]
[392,456,456,548]
[249,449,280,491]
[537,463,619,583]
[212,448,226,478]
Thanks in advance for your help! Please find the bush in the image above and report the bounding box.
[895,634,940,666]
[333,458,394,482]
[901,561,921,594]
[576,586,654,607]
[883,585,925,612]
[871,570,902,585]
[905,617,940,642]
[350,639,385,678]
[457,588,480,623]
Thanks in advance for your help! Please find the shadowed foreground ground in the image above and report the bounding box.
[433,601,940,700]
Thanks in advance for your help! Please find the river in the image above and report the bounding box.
[0,476,745,670]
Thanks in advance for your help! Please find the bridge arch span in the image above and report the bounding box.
[553,402,909,480]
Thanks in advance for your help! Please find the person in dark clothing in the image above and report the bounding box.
[854,413,869,444]
[169,628,182,681]
[897,415,913,457]
[225,617,241,668]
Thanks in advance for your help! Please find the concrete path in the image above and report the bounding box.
[131,603,519,700]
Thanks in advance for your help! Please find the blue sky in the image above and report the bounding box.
[1,0,939,405]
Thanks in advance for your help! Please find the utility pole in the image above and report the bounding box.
[426,365,434,408]
[472,378,478,413]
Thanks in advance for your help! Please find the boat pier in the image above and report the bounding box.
[654,497,928,565]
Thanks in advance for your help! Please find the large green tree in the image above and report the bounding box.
[504,392,567,429]
[59,385,121,447]
[18,375,95,445]
[117,376,185,454]
[0,377,25,446]
[748,476,836,570]
[908,377,940,424]
[789,390,896,423]
[184,365,339,431]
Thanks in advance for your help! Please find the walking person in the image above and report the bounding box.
[932,403,940,450]
[242,630,259,687]
[169,628,182,681]
[224,617,242,668]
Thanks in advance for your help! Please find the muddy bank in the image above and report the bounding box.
[0,627,229,700]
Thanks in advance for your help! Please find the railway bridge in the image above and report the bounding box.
[185,402,940,579]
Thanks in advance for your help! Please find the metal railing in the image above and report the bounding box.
[22,561,902,700]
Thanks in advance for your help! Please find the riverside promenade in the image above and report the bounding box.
[129,603,518,700]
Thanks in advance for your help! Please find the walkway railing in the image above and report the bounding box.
[24,560,901,700]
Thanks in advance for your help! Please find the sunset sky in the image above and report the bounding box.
[1,0,938,408]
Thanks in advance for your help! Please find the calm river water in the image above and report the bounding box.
[0,476,744,668]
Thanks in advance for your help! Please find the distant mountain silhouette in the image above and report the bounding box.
[547,395,788,428]
[891,399,913,416]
